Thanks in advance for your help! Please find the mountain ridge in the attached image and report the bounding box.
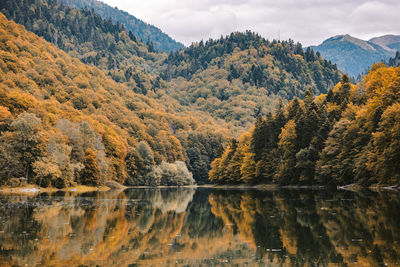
[309,34,397,77]
[369,34,400,51]
[61,0,185,52]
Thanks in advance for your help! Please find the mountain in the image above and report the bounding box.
[370,34,400,51]
[162,32,342,128]
[309,34,395,77]
[0,0,342,129]
[0,0,165,89]
[0,0,344,186]
[61,0,184,52]
[0,13,228,187]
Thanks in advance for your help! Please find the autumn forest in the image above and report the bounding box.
[0,0,399,189]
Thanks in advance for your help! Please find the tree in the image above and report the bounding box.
[250,116,268,161]
[209,158,223,183]
[275,120,297,184]
[316,120,357,185]
[159,161,195,186]
[366,103,400,184]
[137,141,155,167]
[32,160,62,188]
[125,147,140,185]
[10,112,46,181]
[32,133,75,188]
[80,149,101,186]
[0,132,22,184]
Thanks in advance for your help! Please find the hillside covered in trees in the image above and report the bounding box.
[162,32,341,128]
[0,0,341,130]
[0,0,343,130]
[0,0,167,91]
[210,64,400,186]
[0,13,229,187]
[61,0,184,52]
[3,0,391,188]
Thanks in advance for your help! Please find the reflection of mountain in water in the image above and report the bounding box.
[0,189,399,266]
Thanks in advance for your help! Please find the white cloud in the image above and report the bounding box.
[101,0,400,46]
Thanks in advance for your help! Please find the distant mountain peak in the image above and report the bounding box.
[369,34,400,51]
[310,34,396,77]
[325,34,377,52]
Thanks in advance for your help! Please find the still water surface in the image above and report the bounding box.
[0,188,399,266]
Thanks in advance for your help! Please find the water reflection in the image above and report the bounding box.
[0,189,399,266]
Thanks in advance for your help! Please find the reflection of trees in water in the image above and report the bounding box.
[0,189,207,266]
[183,188,225,240]
[125,188,195,213]
[209,190,400,266]
[0,196,42,263]
[0,190,399,266]
[210,191,286,264]
[316,191,400,266]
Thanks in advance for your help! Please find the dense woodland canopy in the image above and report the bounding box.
[0,0,165,90]
[0,0,397,188]
[210,65,400,186]
[60,0,184,52]
[163,32,341,127]
[164,32,339,97]
[0,0,342,129]
[0,13,228,187]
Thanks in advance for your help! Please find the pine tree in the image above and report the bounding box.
[275,120,297,184]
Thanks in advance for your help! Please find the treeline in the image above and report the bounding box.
[0,13,227,187]
[210,64,400,186]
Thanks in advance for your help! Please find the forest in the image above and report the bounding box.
[0,0,342,129]
[163,32,341,128]
[60,0,185,52]
[0,0,398,188]
[210,65,400,186]
[0,13,227,187]
[0,0,165,88]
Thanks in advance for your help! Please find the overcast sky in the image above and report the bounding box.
[101,0,400,47]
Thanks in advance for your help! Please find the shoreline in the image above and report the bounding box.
[0,185,111,195]
[125,183,400,191]
[1,183,398,195]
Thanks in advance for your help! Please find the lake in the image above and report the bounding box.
[0,188,399,266]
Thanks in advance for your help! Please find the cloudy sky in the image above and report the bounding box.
[101,0,400,46]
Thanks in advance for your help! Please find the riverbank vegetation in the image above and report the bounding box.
[210,65,400,186]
